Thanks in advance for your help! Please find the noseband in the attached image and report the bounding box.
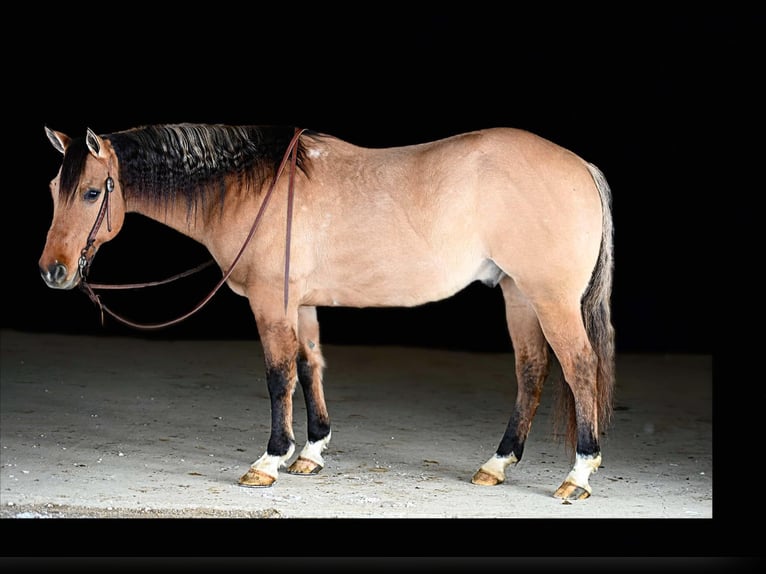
[79,127,305,328]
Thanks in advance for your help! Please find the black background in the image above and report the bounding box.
[6,8,745,356]
[1,6,761,563]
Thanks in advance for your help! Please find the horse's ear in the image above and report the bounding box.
[85,128,109,160]
[45,126,69,155]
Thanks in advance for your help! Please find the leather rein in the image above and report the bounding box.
[78,128,306,329]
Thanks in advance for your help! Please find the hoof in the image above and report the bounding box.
[287,457,323,475]
[238,468,277,488]
[471,469,504,486]
[553,480,591,500]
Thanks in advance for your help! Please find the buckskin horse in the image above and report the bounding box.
[39,123,614,500]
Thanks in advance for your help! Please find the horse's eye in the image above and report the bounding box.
[84,188,101,202]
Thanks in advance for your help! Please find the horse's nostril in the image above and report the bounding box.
[43,262,68,284]
[52,263,67,283]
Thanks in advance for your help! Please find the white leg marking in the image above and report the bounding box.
[564,452,602,491]
[249,443,296,479]
[297,431,332,466]
[479,452,519,482]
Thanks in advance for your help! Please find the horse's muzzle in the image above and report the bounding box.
[40,261,80,290]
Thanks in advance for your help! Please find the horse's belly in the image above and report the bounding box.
[303,259,503,308]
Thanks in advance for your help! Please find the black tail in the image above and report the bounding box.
[556,162,616,450]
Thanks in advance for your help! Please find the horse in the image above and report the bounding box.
[39,123,615,500]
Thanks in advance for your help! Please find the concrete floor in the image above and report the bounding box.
[1,329,712,520]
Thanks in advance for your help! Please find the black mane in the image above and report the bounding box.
[59,123,316,217]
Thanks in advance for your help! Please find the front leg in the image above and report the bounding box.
[287,305,332,476]
[239,314,299,488]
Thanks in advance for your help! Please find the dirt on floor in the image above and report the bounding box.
[1,329,712,519]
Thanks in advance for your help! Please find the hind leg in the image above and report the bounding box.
[473,277,550,486]
[287,306,332,475]
[535,300,603,500]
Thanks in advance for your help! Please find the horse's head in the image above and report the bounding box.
[39,127,126,290]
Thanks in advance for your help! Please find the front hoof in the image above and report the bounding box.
[471,469,504,486]
[553,480,591,500]
[238,468,277,488]
[287,457,323,476]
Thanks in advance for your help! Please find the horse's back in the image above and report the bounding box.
[294,128,605,308]
[312,127,595,213]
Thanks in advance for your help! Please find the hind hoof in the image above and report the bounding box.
[553,480,591,500]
